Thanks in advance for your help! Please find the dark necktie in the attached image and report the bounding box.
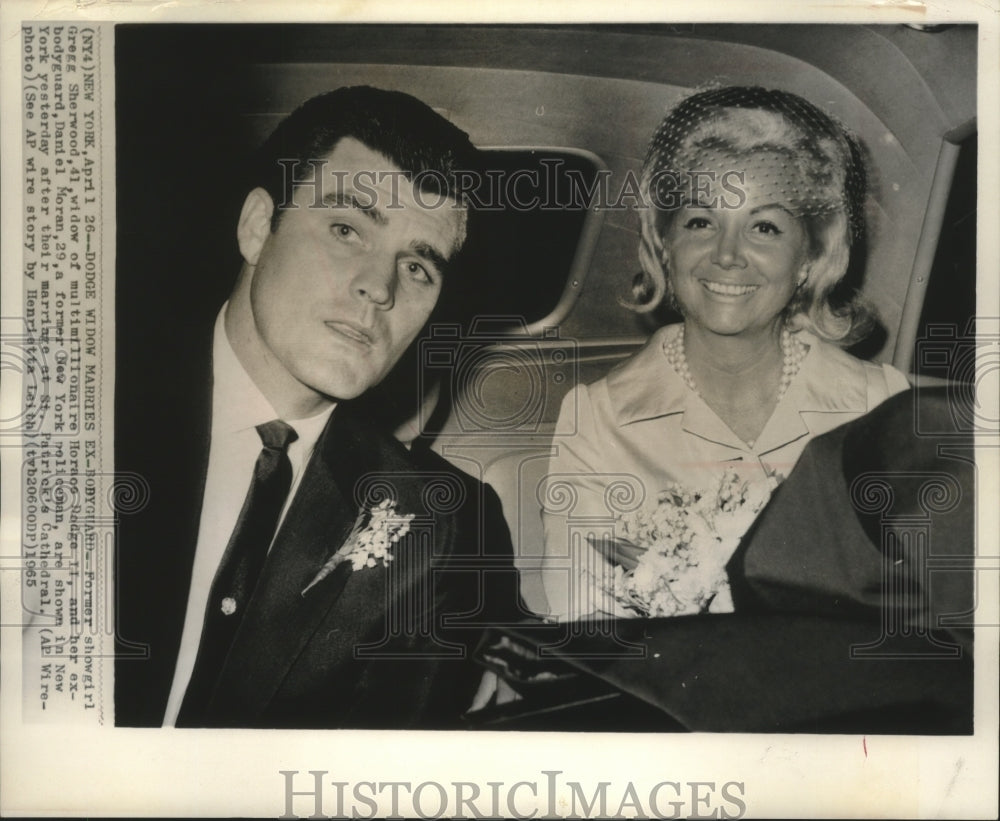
[176,419,298,726]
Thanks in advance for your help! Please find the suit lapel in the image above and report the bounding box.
[210,403,422,721]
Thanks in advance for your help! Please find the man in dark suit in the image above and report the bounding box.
[114,86,519,728]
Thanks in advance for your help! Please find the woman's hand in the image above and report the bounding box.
[467,670,523,713]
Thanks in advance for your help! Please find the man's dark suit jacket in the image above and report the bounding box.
[114,319,522,728]
[473,388,974,734]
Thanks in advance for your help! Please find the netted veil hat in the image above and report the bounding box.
[635,86,871,340]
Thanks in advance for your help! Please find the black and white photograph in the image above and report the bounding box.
[2,1,998,817]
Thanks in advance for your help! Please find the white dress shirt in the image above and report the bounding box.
[162,308,334,726]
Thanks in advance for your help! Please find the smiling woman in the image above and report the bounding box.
[663,170,812,342]
[108,24,980,738]
[539,86,911,621]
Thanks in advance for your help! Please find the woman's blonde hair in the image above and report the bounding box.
[631,86,876,345]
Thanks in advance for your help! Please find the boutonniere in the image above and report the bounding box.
[301,498,415,596]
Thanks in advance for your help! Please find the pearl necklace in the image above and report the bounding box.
[663,324,808,441]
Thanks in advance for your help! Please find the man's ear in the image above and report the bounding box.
[237,188,275,266]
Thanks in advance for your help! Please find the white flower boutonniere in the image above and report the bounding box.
[301,498,415,596]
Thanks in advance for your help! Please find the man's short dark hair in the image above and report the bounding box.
[246,86,485,436]
[249,85,477,233]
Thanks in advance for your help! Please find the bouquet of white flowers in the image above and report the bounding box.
[589,469,779,618]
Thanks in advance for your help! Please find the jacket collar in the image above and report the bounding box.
[209,402,432,723]
[606,324,871,454]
